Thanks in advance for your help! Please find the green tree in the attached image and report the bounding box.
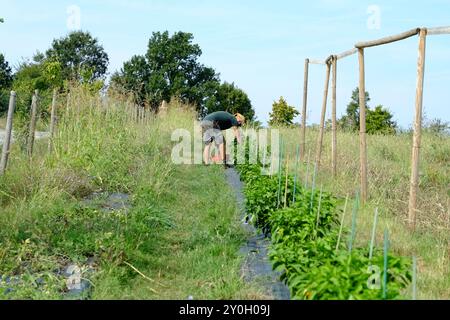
[112,31,220,111]
[46,31,109,83]
[366,105,397,135]
[0,53,13,115]
[339,87,370,131]
[204,82,255,121]
[269,97,299,127]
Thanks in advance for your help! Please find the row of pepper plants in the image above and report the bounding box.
[236,161,412,300]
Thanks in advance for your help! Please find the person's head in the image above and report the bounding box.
[235,113,246,126]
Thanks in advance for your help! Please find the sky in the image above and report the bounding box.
[1,0,449,128]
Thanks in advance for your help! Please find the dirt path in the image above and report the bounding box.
[225,168,290,300]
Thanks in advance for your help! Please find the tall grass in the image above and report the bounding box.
[0,87,260,299]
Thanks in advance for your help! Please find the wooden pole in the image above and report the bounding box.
[331,55,338,177]
[315,61,331,169]
[408,28,427,231]
[355,28,420,49]
[27,90,39,158]
[358,48,368,204]
[300,58,309,161]
[48,89,58,154]
[0,92,17,175]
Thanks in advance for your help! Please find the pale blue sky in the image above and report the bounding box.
[1,0,449,127]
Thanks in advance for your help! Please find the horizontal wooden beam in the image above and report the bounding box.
[309,59,326,65]
[428,26,450,35]
[355,28,420,48]
[336,48,357,60]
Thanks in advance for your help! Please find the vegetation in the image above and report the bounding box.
[339,88,397,135]
[0,87,263,300]
[237,161,412,300]
[0,53,13,115]
[269,97,299,127]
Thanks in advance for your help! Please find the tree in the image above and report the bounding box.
[46,31,109,83]
[111,31,221,111]
[0,53,13,115]
[204,82,255,121]
[338,87,370,131]
[269,97,299,127]
[366,105,397,135]
[424,118,450,135]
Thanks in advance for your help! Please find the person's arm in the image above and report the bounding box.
[233,126,243,144]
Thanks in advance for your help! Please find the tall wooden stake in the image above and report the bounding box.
[358,48,368,204]
[331,56,338,177]
[315,61,331,169]
[0,92,17,175]
[48,89,58,154]
[301,58,309,161]
[408,28,427,232]
[27,90,39,158]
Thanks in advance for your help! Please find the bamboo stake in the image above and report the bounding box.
[315,61,331,169]
[336,195,349,252]
[48,89,58,154]
[348,193,359,254]
[284,154,290,208]
[0,92,17,175]
[304,148,311,189]
[383,229,389,300]
[331,55,338,177]
[293,144,300,204]
[369,208,379,261]
[316,185,324,230]
[358,48,368,204]
[408,28,427,232]
[412,256,417,300]
[277,139,283,209]
[300,59,309,161]
[27,90,39,158]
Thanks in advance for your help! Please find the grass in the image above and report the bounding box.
[0,87,264,300]
[271,126,449,299]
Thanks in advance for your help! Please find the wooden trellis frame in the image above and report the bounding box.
[302,25,450,231]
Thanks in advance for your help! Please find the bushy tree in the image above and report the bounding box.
[269,97,299,127]
[339,87,396,135]
[46,31,109,83]
[204,82,255,121]
[112,31,221,111]
[0,53,13,115]
[366,105,397,135]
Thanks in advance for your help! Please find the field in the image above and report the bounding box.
[0,87,448,300]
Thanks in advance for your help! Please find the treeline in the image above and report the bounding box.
[0,30,256,122]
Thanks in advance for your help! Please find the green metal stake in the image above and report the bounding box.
[369,208,379,261]
[412,256,417,300]
[348,192,359,254]
[292,144,300,204]
[383,229,389,300]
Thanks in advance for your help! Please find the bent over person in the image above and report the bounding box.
[201,111,245,167]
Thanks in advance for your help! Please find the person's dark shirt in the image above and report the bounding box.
[203,111,239,130]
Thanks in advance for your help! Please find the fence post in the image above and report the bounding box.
[331,55,338,177]
[48,89,58,154]
[408,28,427,231]
[315,60,331,169]
[27,90,39,158]
[0,91,17,175]
[300,58,309,161]
[358,48,368,204]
